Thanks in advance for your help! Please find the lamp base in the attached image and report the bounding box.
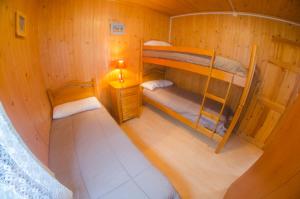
[118,69,124,83]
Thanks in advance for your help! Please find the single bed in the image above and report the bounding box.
[143,85,233,136]
[47,80,180,199]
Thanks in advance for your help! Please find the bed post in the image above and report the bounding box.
[215,44,257,153]
[140,40,144,83]
[140,40,144,110]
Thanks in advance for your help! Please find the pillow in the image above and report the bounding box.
[141,80,173,91]
[144,40,172,46]
[53,97,101,119]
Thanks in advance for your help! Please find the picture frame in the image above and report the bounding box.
[110,22,125,35]
[16,11,26,37]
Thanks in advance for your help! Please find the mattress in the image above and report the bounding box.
[143,50,247,77]
[49,107,180,199]
[143,86,233,136]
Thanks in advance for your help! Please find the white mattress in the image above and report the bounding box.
[49,107,180,199]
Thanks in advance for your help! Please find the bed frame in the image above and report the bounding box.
[47,79,96,108]
[141,42,257,153]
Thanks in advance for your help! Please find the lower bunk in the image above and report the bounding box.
[142,85,234,144]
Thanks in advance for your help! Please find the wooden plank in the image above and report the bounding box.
[48,79,96,107]
[212,133,223,142]
[253,110,281,148]
[206,93,226,104]
[272,36,300,47]
[196,124,214,138]
[211,69,234,82]
[268,59,300,74]
[196,124,223,142]
[201,110,219,122]
[258,96,286,114]
[143,57,211,76]
[143,57,246,86]
[213,71,246,87]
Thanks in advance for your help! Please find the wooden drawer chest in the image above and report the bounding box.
[109,81,141,123]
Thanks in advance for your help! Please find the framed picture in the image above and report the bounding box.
[16,11,26,37]
[110,22,125,35]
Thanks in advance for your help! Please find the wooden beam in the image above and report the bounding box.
[272,36,300,47]
[143,57,246,86]
[258,96,286,114]
[268,59,300,74]
[143,45,215,57]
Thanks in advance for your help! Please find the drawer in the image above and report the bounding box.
[122,102,138,113]
[121,93,139,121]
[121,86,139,97]
[121,95,139,107]
[122,107,139,121]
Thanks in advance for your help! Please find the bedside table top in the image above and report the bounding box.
[109,80,140,89]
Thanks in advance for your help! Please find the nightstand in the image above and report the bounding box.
[109,80,141,123]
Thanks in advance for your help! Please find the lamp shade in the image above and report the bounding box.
[116,59,126,69]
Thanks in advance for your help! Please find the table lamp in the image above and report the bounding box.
[115,59,126,82]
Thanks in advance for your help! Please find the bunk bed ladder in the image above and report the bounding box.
[211,76,233,130]
[196,69,234,136]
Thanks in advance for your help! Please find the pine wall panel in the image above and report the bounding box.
[38,0,170,108]
[0,0,51,165]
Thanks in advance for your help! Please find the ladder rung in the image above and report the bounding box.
[197,124,214,137]
[205,93,226,104]
[201,110,219,122]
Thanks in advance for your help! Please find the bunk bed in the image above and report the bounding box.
[141,41,257,153]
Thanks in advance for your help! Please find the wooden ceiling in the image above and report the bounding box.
[117,0,300,23]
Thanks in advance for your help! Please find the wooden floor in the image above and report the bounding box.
[121,105,263,199]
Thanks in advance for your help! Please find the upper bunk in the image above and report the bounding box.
[142,40,254,87]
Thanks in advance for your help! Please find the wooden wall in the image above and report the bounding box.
[170,15,300,143]
[0,0,51,165]
[38,0,170,108]
[224,94,300,199]
[171,15,300,66]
